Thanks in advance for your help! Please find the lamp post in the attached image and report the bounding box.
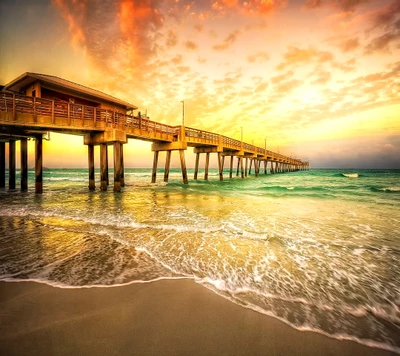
[180,100,185,126]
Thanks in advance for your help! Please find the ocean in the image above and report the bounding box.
[0,168,399,354]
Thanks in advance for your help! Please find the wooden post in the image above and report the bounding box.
[270,161,274,174]
[51,100,55,124]
[35,136,43,194]
[164,151,171,182]
[229,156,233,178]
[240,157,244,178]
[0,142,5,188]
[194,153,200,180]
[204,152,210,180]
[151,150,159,183]
[106,145,109,185]
[255,160,259,177]
[100,143,108,191]
[179,150,188,184]
[114,141,122,192]
[249,159,253,175]
[88,144,95,190]
[264,160,267,174]
[218,152,223,181]
[9,140,16,190]
[12,93,16,121]
[20,138,28,191]
[121,144,125,187]
[236,157,240,176]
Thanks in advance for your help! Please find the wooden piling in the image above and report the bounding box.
[151,150,159,184]
[236,157,240,176]
[105,145,109,185]
[35,136,43,194]
[229,156,233,178]
[9,140,16,190]
[88,144,95,191]
[121,144,125,187]
[218,152,223,181]
[204,152,210,180]
[255,160,259,177]
[114,142,122,191]
[249,159,253,175]
[179,150,188,184]
[100,143,108,191]
[264,160,267,175]
[240,157,244,178]
[20,138,28,191]
[164,151,171,182]
[245,158,248,177]
[194,153,200,180]
[0,142,5,188]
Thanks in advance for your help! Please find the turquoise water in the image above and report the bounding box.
[0,168,399,353]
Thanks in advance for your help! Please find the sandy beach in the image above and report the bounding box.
[0,279,396,356]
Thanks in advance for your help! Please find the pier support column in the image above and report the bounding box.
[248,159,253,175]
[194,153,200,180]
[114,142,122,192]
[240,157,244,178]
[100,143,108,191]
[270,161,274,174]
[121,144,125,187]
[151,150,159,184]
[204,152,210,180]
[106,146,109,186]
[229,156,233,178]
[164,151,171,183]
[264,161,267,175]
[35,136,43,194]
[236,157,240,176]
[88,144,95,191]
[8,140,16,190]
[0,142,5,188]
[218,152,223,181]
[179,150,188,184]
[245,158,248,177]
[20,138,28,191]
[255,160,259,177]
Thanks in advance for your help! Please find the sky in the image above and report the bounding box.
[0,0,399,168]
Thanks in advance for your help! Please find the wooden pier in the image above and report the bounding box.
[0,73,309,193]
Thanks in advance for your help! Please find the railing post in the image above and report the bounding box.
[33,97,37,122]
[12,93,16,121]
[51,100,55,124]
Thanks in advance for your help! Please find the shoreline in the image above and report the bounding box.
[0,279,397,356]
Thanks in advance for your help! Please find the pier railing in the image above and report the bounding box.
[1,92,305,164]
[0,92,177,137]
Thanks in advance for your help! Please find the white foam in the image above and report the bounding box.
[343,173,359,178]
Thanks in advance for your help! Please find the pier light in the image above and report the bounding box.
[180,100,185,126]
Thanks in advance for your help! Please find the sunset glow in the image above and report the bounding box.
[1,0,399,168]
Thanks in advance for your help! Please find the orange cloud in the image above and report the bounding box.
[304,0,369,12]
[247,51,270,62]
[213,30,241,50]
[185,40,198,50]
[276,46,334,70]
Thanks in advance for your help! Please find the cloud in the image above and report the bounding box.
[304,0,369,12]
[276,46,334,70]
[185,40,198,50]
[364,0,400,54]
[53,0,165,74]
[339,37,360,52]
[166,30,178,48]
[212,30,241,50]
[247,51,270,63]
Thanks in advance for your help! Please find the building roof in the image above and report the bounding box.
[3,72,138,110]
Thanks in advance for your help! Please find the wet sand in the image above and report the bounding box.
[0,280,396,356]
